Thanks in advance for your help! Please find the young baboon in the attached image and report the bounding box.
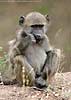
[6,12,61,89]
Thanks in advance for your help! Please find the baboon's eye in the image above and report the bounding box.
[21,32,28,38]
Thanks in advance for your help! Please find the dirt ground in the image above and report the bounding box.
[0,72,71,100]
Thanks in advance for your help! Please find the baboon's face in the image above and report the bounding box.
[19,12,50,43]
[30,24,45,43]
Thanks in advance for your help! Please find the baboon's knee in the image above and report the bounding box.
[47,49,61,77]
[13,56,33,86]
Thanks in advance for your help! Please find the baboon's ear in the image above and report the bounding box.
[45,14,50,22]
[19,16,25,26]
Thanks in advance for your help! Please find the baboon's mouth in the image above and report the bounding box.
[34,35,44,43]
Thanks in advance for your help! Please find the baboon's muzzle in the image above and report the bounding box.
[33,30,44,43]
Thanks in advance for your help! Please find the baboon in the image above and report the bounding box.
[5,12,61,89]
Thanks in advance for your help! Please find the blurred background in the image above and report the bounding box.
[0,0,71,72]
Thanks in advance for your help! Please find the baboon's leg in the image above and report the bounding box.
[14,55,35,86]
[14,60,23,86]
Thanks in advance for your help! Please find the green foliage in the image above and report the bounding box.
[0,47,8,72]
[33,6,48,14]
[63,44,71,52]
[0,47,3,52]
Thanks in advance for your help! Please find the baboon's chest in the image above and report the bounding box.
[25,44,47,72]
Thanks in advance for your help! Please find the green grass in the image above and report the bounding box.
[0,47,8,72]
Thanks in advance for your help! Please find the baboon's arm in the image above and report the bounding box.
[42,35,52,52]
